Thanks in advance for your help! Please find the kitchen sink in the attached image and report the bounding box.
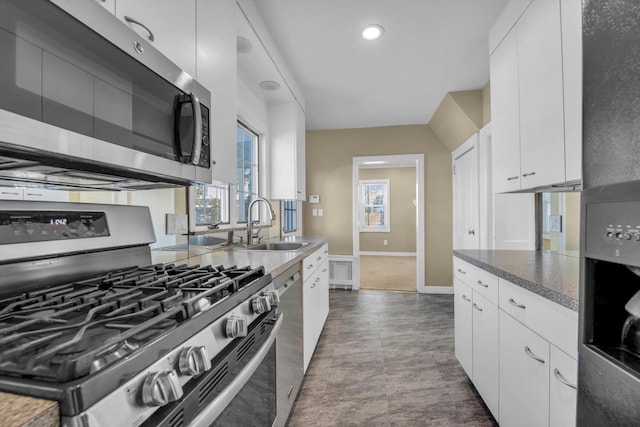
[242,242,310,251]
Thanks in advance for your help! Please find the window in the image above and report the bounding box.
[359,179,390,232]
[194,183,229,226]
[282,200,297,233]
[236,122,259,223]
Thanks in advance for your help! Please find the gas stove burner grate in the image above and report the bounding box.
[0,263,265,382]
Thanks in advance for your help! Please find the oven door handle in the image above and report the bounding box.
[189,313,284,427]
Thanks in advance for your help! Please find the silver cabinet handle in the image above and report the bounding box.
[124,16,155,41]
[324,250,328,254]
[522,171,536,177]
[457,268,466,275]
[307,264,313,269]
[553,368,576,389]
[509,298,526,309]
[477,280,489,288]
[507,176,519,181]
[524,346,545,364]
[472,303,483,312]
[467,229,475,235]
[461,294,471,302]
[317,256,322,261]
[1,191,20,195]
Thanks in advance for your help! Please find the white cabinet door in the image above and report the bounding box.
[196,0,237,184]
[453,135,479,249]
[115,0,196,78]
[472,292,499,420]
[295,101,306,201]
[0,188,23,200]
[318,259,329,326]
[270,100,306,201]
[499,310,550,427]
[517,0,566,189]
[302,272,316,372]
[560,0,582,183]
[454,279,473,378]
[490,29,521,193]
[550,345,577,427]
[23,189,69,202]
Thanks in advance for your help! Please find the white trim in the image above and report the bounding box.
[359,251,417,257]
[423,286,454,295]
[353,154,425,293]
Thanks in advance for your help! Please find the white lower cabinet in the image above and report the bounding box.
[549,345,577,427]
[454,279,473,378]
[499,310,550,427]
[302,244,329,372]
[472,292,499,420]
[453,277,499,420]
[453,255,578,426]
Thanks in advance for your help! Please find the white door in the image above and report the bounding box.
[453,142,479,249]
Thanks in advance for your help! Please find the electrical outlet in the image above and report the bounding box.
[384,240,388,245]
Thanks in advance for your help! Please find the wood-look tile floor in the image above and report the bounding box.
[287,290,497,427]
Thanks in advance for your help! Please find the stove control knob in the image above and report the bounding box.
[616,232,624,240]
[625,232,633,241]
[265,290,280,307]
[606,231,614,239]
[178,346,211,376]
[251,296,271,314]
[636,234,640,242]
[225,316,248,338]
[141,370,183,407]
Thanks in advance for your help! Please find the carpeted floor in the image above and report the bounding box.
[287,290,497,426]
[359,255,416,292]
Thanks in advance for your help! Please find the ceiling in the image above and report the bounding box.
[250,0,509,131]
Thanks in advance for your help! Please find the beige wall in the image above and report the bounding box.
[358,167,416,253]
[304,125,453,287]
[428,90,483,152]
[482,81,491,126]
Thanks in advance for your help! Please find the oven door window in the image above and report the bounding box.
[211,344,276,427]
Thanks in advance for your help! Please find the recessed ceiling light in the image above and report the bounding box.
[237,36,252,54]
[259,80,281,91]
[362,24,384,41]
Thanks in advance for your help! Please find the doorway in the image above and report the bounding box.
[352,154,425,293]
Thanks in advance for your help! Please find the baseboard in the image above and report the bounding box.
[423,286,454,294]
[359,251,416,257]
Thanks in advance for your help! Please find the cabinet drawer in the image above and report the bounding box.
[302,243,328,280]
[453,257,499,305]
[0,188,23,200]
[499,278,578,358]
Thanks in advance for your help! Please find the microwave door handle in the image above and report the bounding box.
[188,93,203,166]
[188,313,283,427]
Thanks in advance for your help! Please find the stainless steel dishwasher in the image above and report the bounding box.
[274,263,304,427]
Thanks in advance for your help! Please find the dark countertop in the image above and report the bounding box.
[453,250,579,312]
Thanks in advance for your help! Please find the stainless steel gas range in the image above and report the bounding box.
[0,201,282,427]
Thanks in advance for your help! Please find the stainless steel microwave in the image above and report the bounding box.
[0,0,212,190]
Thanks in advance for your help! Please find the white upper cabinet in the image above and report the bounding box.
[196,0,237,184]
[113,0,197,78]
[517,0,565,189]
[490,31,521,193]
[489,0,582,193]
[269,100,306,201]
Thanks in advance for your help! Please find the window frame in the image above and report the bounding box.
[281,200,297,234]
[236,121,260,224]
[359,179,390,232]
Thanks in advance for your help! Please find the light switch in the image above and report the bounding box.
[312,208,318,216]
[318,209,324,216]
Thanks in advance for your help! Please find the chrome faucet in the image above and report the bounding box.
[247,197,276,246]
